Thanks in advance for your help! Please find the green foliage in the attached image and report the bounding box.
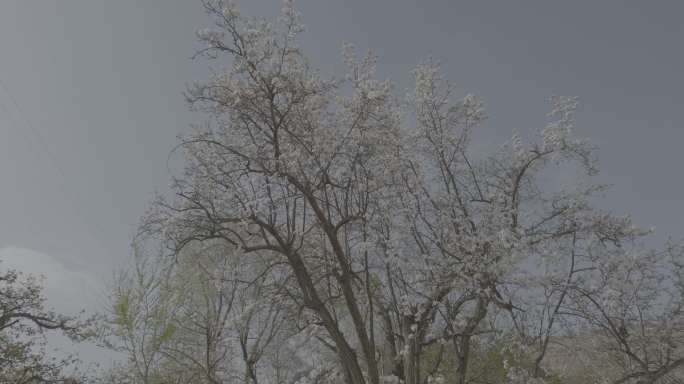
[419,338,565,384]
[158,323,176,344]
[113,292,131,327]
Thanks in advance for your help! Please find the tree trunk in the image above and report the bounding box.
[402,317,421,384]
[455,336,471,384]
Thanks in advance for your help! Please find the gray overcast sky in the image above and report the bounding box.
[1,0,683,365]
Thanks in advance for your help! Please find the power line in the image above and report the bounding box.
[0,75,110,251]
[0,77,68,181]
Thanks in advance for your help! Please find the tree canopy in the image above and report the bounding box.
[0,265,92,383]
[99,1,684,384]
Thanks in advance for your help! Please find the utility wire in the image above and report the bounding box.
[0,75,111,257]
[0,77,68,181]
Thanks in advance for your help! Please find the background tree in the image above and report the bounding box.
[101,240,317,384]
[100,246,182,384]
[0,263,92,383]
